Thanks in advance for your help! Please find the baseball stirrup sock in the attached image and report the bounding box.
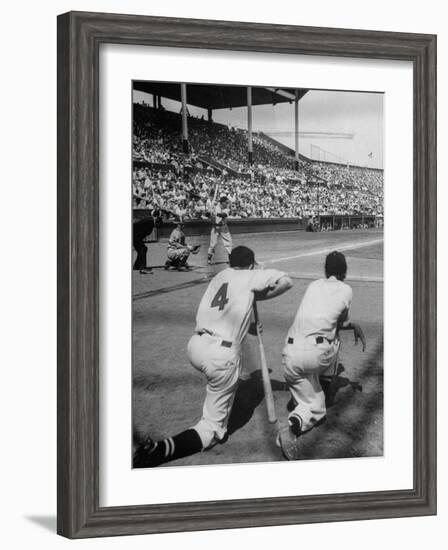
[161,429,203,462]
[139,429,203,466]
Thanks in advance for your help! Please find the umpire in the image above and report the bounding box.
[133,211,156,274]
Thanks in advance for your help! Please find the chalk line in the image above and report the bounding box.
[259,237,383,265]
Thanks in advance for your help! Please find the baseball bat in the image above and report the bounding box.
[253,302,277,424]
[212,182,220,206]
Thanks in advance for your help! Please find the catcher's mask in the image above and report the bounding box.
[229,246,256,269]
[325,251,347,281]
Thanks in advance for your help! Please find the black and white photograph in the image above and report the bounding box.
[131,81,384,468]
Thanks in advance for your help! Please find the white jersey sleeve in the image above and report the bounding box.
[214,204,229,227]
[250,268,287,292]
[340,285,353,322]
[344,286,353,309]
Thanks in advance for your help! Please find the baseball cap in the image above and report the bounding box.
[219,195,229,203]
[325,251,347,279]
[229,246,256,268]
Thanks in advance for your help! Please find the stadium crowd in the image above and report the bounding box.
[133,104,383,220]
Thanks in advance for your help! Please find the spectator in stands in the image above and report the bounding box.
[132,103,383,223]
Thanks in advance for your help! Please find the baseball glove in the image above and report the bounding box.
[188,244,201,255]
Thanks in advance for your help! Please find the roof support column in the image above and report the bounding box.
[294,89,299,171]
[207,108,213,122]
[180,83,189,155]
[247,86,253,165]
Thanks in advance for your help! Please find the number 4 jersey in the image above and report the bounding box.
[195,267,287,346]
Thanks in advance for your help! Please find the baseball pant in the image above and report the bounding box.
[133,238,148,269]
[208,227,232,256]
[187,333,241,449]
[167,247,190,265]
[282,336,340,433]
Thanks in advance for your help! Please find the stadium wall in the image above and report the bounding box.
[133,209,307,237]
[134,210,380,239]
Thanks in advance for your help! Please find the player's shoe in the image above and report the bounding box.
[336,362,345,376]
[276,426,301,461]
[164,260,171,270]
[133,436,160,468]
[139,268,153,275]
[207,255,213,265]
[288,414,302,437]
[286,397,298,413]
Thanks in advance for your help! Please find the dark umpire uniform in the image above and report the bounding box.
[133,215,155,272]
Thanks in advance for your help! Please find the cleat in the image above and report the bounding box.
[336,362,345,376]
[139,268,153,275]
[164,261,171,270]
[286,397,298,413]
[277,426,301,461]
[133,436,159,468]
[288,415,302,437]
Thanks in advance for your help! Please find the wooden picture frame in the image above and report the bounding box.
[57,11,437,538]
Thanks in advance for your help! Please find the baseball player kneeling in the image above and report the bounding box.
[134,245,293,468]
[279,251,366,457]
[164,219,200,271]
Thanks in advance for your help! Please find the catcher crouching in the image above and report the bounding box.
[165,219,201,271]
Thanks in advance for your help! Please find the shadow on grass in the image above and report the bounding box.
[227,370,285,436]
[228,337,382,462]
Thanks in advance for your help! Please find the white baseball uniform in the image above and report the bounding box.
[188,267,286,448]
[208,203,232,257]
[167,227,190,264]
[282,276,352,432]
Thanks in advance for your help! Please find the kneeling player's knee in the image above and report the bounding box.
[193,420,221,449]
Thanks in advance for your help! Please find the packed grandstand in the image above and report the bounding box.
[132,103,383,221]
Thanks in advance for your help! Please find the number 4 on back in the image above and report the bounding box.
[211,283,229,311]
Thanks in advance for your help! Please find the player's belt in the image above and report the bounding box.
[196,330,232,348]
[287,336,333,345]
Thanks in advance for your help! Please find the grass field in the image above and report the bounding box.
[132,228,383,466]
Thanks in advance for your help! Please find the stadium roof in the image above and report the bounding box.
[133,82,308,110]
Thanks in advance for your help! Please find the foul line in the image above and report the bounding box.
[259,238,383,265]
[134,238,383,300]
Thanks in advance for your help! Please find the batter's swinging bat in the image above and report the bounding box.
[209,183,220,224]
[253,302,277,424]
[212,182,220,205]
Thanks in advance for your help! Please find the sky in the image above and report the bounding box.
[133,86,383,169]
